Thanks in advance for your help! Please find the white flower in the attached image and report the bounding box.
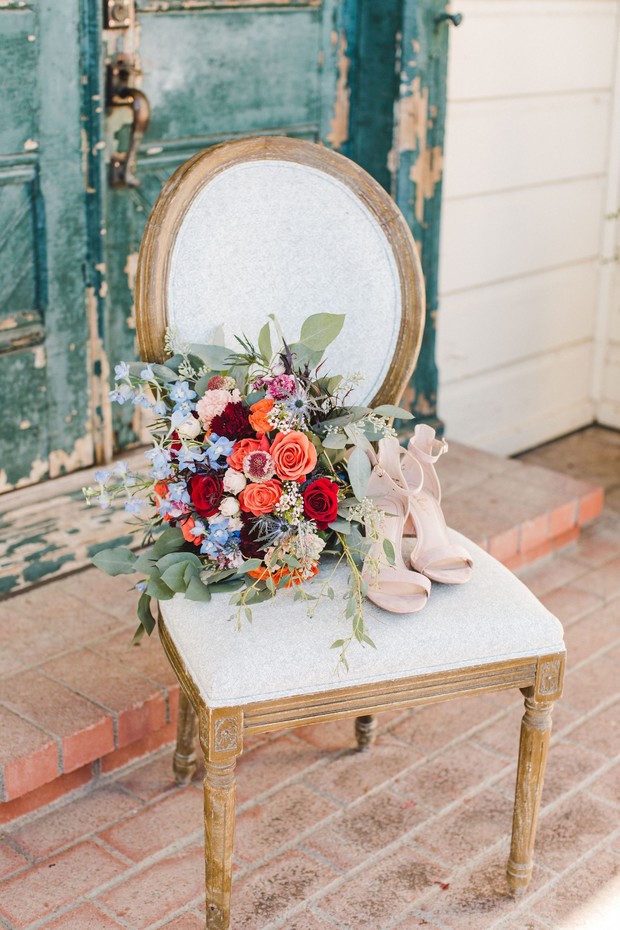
[223,468,246,494]
[227,516,243,532]
[219,496,240,517]
[176,415,202,439]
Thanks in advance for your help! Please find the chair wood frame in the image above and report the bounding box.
[134,136,564,928]
[160,610,564,929]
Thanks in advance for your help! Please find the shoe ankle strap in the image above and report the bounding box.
[409,436,448,465]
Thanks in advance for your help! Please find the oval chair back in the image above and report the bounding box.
[135,136,425,408]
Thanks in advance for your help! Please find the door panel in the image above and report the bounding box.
[0,1,92,492]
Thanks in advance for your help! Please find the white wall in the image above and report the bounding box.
[436,0,620,454]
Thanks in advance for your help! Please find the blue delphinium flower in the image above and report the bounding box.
[167,482,190,505]
[169,381,196,408]
[200,518,231,556]
[132,392,153,410]
[114,361,130,381]
[140,365,154,381]
[145,446,173,480]
[152,400,167,417]
[124,498,147,514]
[205,433,235,469]
[109,383,136,405]
[94,468,111,485]
[176,445,207,472]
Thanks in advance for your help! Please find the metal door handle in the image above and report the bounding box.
[106,55,151,188]
[434,12,463,28]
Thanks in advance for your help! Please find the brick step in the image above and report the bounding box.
[0,443,603,825]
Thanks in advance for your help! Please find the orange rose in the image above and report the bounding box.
[248,564,319,587]
[248,397,275,433]
[180,516,202,547]
[239,479,282,517]
[154,481,169,499]
[270,431,317,482]
[226,435,269,472]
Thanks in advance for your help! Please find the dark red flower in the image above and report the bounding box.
[303,477,339,529]
[188,473,224,518]
[239,515,266,559]
[210,402,255,441]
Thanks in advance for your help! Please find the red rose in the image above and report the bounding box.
[188,473,224,518]
[302,477,339,529]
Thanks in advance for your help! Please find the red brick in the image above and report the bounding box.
[552,524,580,551]
[518,554,587,597]
[0,763,93,826]
[414,790,514,865]
[0,705,59,800]
[561,657,620,714]
[295,716,357,753]
[100,720,177,774]
[572,556,620,601]
[112,738,180,796]
[0,601,73,666]
[0,669,114,773]
[320,846,443,929]
[549,500,578,538]
[96,843,205,929]
[564,699,620,756]
[533,793,616,872]
[235,734,323,805]
[305,789,427,870]
[390,695,496,753]
[158,915,205,930]
[41,647,167,748]
[228,849,338,930]
[91,628,179,688]
[101,785,203,861]
[391,742,508,812]
[494,739,605,807]
[578,486,605,525]
[58,567,142,621]
[44,902,126,930]
[10,785,141,859]
[304,734,422,803]
[519,538,554,566]
[589,761,620,806]
[540,586,603,625]
[533,848,620,923]
[0,841,125,928]
[418,849,552,930]
[520,514,550,553]
[11,583,130,643]
[570,526,620,567]
[488,528,519,564]
[236,783,339,865]
[0,841,29,879]
[564,600,620,664]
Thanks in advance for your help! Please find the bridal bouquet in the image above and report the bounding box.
[84,313,412,666]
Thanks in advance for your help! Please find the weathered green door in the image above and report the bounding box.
[0,0,451,492]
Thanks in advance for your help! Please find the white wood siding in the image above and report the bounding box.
[437,0,620,454]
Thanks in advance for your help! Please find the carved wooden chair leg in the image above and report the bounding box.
[506,687,555,894]
[173,688,198,785]
[355,714,377,751]
[199,709,243,930]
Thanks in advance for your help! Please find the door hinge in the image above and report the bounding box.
[104,1,134,30]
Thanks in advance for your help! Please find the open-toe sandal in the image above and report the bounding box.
[401,425,473,584]
[362,438,430,614]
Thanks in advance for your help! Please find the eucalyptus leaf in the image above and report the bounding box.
[137,593,156,636]
[372,404,414,420]
[194,373,212,397]
[382,538,396,565]
[160,561,190,593]
[329,518,352,534]
[288,341,325,372]
[134,552,156,573]
[322,432,347,450]
[151,527,185,558]
[131,623,146,645]
[188,343,232,371]
[156,551,202,573]
[331,639,345,649]
[185,576,212,602]
[92,547,137,576]
[212,577,245,593]
[236,559,264,574]
[258,322,272,363]
[145,572,175,600]
[300,312,345,351]
[348,445,372,501]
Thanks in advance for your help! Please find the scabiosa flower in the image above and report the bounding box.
[210,402,255,441]
[243,450,275,483]
[266,374,296,400]
[208,375,237,391]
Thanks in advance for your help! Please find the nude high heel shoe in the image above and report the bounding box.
[401,425,473,584]
[362,438,430,614]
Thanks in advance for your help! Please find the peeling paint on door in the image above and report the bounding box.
[327,30,350,152]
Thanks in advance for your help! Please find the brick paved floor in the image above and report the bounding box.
[0,504,619,930]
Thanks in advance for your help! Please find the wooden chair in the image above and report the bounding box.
[135,137,565,930]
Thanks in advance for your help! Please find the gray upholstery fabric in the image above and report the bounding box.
[168,160,402,407]
[160,531,564,707]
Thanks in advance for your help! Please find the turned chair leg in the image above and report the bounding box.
[173,689,198,784]
[198,708,243,930]
[507,687,555,894]
[355,714,377,751]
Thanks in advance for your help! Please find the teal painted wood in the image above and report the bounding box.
[0,1,93,490]
[394,0,451,428]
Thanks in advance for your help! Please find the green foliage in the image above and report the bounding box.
[92,547,136,576]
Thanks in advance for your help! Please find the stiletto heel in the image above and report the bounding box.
[363,439,430,614]
[401,425,473,584]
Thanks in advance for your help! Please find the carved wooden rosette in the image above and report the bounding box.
[199,707,243,930]
[507,652,565,894]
